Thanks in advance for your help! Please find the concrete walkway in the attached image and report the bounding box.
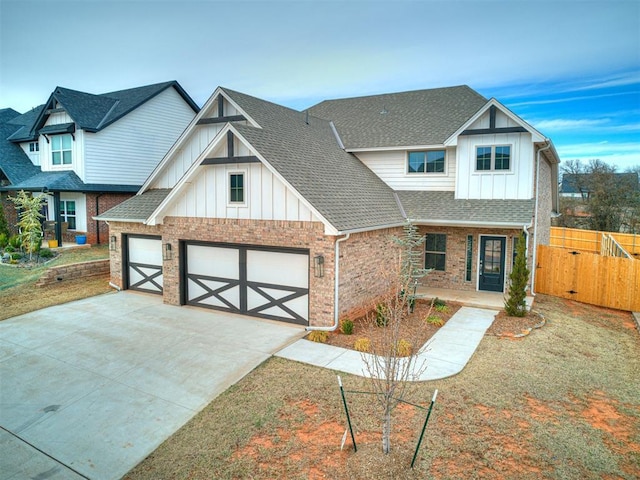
[276,306,498,381]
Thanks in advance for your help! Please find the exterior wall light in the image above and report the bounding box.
[314,255,324,278]
[109,235,117,251]
[163,243,172,261]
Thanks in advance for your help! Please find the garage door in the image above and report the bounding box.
[126,235,163,294]
[183,242,309,325]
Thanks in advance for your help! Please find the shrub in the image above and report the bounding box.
[8,235,21,249]
[307,330,328,343]
[39,248,54,258]
[375,303,388,327]
[505,231,530,317]
[340,319,354,335]
[0,232,7,248]
[433,297,447,308]
[10,252,22,260]
[435,304,450,313]
[354,337,371,352]
[4,245,15,253]
[426,315,445,327]
[394,339,412,356]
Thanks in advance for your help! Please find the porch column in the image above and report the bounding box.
[53,191,62,246]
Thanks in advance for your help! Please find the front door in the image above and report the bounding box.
[479,236,506,292]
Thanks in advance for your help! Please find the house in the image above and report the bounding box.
[561,172,639,199]
[0,81,199,245]
[96,85,560,327]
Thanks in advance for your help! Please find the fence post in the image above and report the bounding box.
[411,389,438,468]
[337,376,357,452]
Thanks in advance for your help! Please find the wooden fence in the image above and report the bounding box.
[550,227,640,256]
[535,245,640,311]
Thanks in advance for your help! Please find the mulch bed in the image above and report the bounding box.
[321,299,462,353]
[486,310,546,338]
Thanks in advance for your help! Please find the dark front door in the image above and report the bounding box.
[479,236,506,292]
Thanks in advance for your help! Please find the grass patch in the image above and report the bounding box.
[124,294,640,479]
[0,245,112,320]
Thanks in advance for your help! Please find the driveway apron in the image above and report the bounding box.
[0,291,305,480]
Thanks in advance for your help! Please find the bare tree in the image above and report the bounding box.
[360,222,432,454]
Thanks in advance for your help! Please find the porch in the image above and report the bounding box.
[416,286,534,311]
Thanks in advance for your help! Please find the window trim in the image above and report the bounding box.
[406,149,447,176]
[474,144,512,172]
[425,233,447,272]
[51,134,73,167]
[228,171,247,206]
[59,200,77,230]
[29,142,39,152]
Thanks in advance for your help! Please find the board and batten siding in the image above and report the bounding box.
[455,133,534,200]
[151,123,225,188]
[454,107,534,200]
[82,87,196,185]
[164,162,321,223]
[352,148,456,191]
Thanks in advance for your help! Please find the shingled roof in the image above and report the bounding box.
[4,170,140,193]
[95,189,171,222]
[222,88,405,232]
[307,85,487,149]
[396,191,534,227]
[0,109,41,185]
[7,81,199,142]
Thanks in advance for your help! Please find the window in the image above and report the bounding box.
[29,142,39,152]
[51,134,72,165]
[425,233,446,271]
[408,150,445,174]
[60,200,76,230]
[465,235,473,282]
[476,145,511,171]
[229,173,244,203]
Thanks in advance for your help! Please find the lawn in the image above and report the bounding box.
[0,244,113,320]
[125,294,640,480]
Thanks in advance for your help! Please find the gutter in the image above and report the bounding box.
[531,140,553,296]
[306,233,351,331]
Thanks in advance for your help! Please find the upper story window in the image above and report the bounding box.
[51,134,72,165]
[229,173,244,203]
[29,142,39,152]
[408,150,445,174]
[476,145,511,171]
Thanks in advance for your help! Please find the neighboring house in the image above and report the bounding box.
[97,85,560,327]
[561,173,639,199]
[0,81,199,245]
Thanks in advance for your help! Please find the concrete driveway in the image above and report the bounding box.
[0,291,305,480]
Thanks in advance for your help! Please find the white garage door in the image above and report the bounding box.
[184,243,309,325]
[126,236,163,294]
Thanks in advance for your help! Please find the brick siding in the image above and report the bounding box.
[107,218,336,327]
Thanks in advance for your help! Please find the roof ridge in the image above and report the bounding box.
[314,84,484,105]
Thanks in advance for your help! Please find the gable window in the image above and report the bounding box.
[51,134,72,165]
[229,173,244,203]
[408,150,445,174]
[29,142,39,152]
[425,233,446,271]
[476,145,511,171]
[60,200,76,230]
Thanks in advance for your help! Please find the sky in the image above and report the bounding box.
[1,0,638,170]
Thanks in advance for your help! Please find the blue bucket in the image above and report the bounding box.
[76,235,87,245]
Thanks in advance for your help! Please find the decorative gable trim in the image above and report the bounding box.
[444,98,546,146]
[144,123,338,235]
[140,87,261,192]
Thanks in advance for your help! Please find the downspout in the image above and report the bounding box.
[531,141,552,295]
[306,233,351,331]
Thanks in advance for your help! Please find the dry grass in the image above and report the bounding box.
[125,294,640,480]
[0,245,112,321]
